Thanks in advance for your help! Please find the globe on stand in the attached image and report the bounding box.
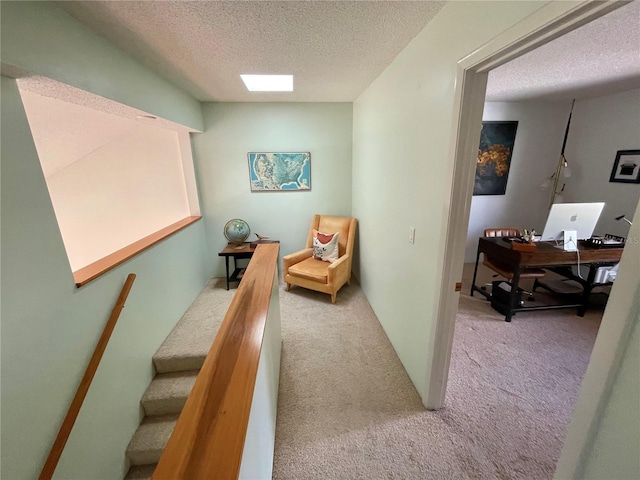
[224,219,250,248]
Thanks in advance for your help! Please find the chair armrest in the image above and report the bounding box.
[327,254,350,284]
[283,248,313,274]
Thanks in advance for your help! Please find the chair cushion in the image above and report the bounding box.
[288,257,329,283]
[316,216,352,257]
[312,229,339,262]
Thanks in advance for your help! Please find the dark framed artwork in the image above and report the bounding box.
[609,150,640,183]
[473,121,519,196]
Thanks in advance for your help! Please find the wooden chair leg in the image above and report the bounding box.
[286,283,291,291]
[331,292,336,304]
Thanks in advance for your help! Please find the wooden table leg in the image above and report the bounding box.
[225,256,230,290]
[470,249,481,297]
[578,265,598,317]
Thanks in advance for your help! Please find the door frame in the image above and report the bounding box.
[429,0,631,472]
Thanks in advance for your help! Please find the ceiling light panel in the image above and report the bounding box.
[240,75,293,92]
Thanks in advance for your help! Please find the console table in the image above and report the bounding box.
[218,241,279,290]
[471,237,623,322]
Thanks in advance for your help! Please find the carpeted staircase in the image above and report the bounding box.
[123,279,234,479]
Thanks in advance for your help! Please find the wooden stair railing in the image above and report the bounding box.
[153,243,280,480]
[39,273,137,480]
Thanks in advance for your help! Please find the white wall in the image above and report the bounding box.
[193,102,353,275]
[465,101,572,261]
[47,125,190,270]
[563,89,640,238]
[239,270,281,480]
[555,200,640,479]
[583,312,640,479]
[352,0,546,400]
[467,90,640,262]
[21,90,194,270]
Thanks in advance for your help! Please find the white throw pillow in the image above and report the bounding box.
[312,230,339,263]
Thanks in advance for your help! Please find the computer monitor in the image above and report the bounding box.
[540,202,605,241]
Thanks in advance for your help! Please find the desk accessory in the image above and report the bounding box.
[563,230,578,252]
[224,219,251,248]
[511,240,536,252]
[585,234,625,248]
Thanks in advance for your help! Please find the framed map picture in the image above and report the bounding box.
[248,152,311,191]
[473,121,518,196]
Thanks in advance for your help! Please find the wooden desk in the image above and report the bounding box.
[470,238,623,322]
[218,241,279,290]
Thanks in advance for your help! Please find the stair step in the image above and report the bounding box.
[141,370,199,416]
[126,415,178,466]
[152,278,231,373]
[153,352,207,374]
[124,464,156,480]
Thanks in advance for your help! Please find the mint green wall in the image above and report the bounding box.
[193,102,353,274]
[352,0,545,400]
[0,1,203,131]
[0,4,210,477]
[353,2,640,477]
[1,74,208,480]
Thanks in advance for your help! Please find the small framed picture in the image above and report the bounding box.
[610,150,640,183]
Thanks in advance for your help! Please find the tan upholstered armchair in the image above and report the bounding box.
[283,215,357,304]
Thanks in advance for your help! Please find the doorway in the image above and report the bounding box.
[430,0,637,476]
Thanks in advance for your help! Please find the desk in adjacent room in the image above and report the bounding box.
[470,237,623,322]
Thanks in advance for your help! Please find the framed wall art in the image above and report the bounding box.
[473,121,519,196]
[609,150,640,184]
[248,152,311,191]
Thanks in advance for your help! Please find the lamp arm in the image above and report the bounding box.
[615,215,633,226]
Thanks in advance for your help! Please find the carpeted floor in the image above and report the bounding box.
[272,264,603,479]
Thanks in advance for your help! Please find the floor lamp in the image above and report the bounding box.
[541,100,575,209]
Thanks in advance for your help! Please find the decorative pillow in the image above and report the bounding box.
[312,229,339,263]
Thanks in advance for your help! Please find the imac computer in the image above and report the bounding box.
[540,202,605,243]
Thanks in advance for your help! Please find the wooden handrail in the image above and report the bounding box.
[39,274,137,480]
[153,243,279,480]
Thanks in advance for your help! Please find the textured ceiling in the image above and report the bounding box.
[55,0,446,102]
[17,76,195,132]
[22,1,640,109]
[487,0,640,102]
